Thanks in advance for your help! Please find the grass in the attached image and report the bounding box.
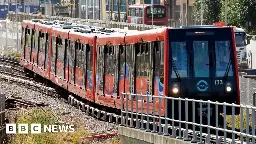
[222,111,255,130]
[9,108,102,144]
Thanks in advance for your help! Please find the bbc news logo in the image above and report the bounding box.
[6,124,75,134]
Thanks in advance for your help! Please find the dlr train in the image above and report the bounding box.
[20,19,240,126]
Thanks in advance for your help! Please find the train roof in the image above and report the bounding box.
[125,27,166,43]
[180,25,246,33]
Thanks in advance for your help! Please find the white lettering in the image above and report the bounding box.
[43,125,52,132]
[31,124,41,134]
[18,124,28,134]
[51,125,58,132]
[68,125,75,132]
[58,125,68,132]
[6,124,16,134]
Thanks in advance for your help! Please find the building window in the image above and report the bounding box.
[144,0,160,4]
[106,0,126,12]
[128,0,135,5]
[121,0,126,12]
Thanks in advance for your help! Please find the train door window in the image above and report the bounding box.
[125,44,135,94]
[79,43,85,88]
[34,31,39,64]
[75,41,83,85]
[25,28,31,61]
[193,41,209,77]
[57,38,64,79]
[135,43,150,95]
[64,39,69,80]
[51,36,56,75]
[215,41,233,77]
[38,32,45,67]
[85,44,93,90]
[118,45,125,96]
[44,33,49,69]
[153,41,164,96]
[97,46,104,94]
[21,27,26,59]
[76,41,83,69]
[69,40,76,84]
[104,45,116,95]
[171,42,188,78]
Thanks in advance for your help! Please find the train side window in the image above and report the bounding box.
[44,33,49,69]
[51,36,56,75]
[57,38,64,63]
[153,41,164,95]
[64,39,69,80]
[21,27,26,59]
[96,46,104,93]
[39,32,45,54]
[126,44,135,94]
[67,40,75,82]
[31,29,35,51]
[25,28,31,49]
[58,38,65,80]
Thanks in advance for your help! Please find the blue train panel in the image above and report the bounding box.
[0,5,8,12]
[0,11,8,19]
[244,69,256,75]
[9,4,24,12]
[30,6,40,13]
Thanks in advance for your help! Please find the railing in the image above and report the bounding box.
[7,12,166,31]
[121,93,256,143]
[0,94,6,143]
[0,20,21,57]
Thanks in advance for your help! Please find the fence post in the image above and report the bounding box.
[0,93,5,141]
[253,92,256,122]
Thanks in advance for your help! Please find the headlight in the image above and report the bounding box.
[226,82,232,92]
[226,86,232,92]
[172,87,179,94]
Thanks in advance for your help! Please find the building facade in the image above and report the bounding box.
[77,0,195,27]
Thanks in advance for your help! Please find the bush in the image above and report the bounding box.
[10,108,91,144]
[222,111,254,130]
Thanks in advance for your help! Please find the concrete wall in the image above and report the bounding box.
[118,126,191,144]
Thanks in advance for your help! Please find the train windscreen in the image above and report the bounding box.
[168,27,236,99]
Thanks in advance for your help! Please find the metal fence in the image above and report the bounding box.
[0,20,21,57]
[120,93,256,144]
[0,94,6,143]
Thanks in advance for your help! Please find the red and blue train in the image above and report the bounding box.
[20,20,240,125]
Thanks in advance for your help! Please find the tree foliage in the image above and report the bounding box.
[192,0,221,25]
[192,0,256,34]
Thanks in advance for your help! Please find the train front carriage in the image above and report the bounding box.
[166,27,240,127]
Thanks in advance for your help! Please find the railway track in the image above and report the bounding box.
[0,58,248,143]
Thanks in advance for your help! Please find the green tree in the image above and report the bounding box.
[220,0,256,34]
[192,0,222,25]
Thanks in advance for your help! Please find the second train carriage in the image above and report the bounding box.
[20,20,240,126]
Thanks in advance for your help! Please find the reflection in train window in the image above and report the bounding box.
[215,41,233,77]
[171,42,188,78]
[193,41,209,77]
